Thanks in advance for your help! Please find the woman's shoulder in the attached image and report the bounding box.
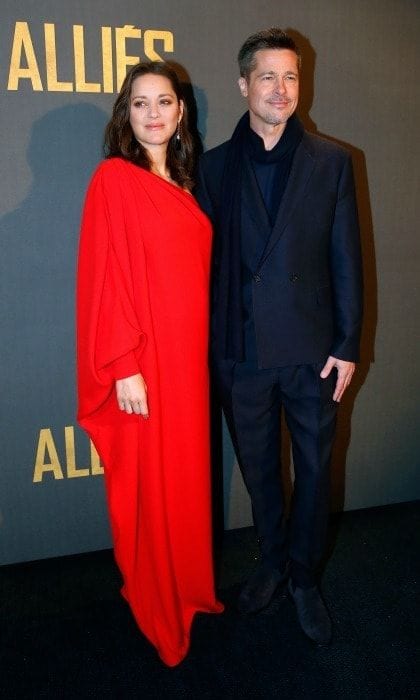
[88,158,145,196]
[93,156,132,179]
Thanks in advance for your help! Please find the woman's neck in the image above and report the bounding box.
[146,143,187,191]
[147,145,170,180]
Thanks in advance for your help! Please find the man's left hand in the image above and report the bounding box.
[320,356,355,402]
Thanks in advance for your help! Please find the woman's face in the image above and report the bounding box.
[129,74,183,152]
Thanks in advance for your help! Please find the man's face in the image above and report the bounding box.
[238,49,299,129]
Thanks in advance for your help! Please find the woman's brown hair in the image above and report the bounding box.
[104,62,194,190]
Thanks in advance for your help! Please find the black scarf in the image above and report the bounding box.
[247,114,304,226]
[213,112,304,361]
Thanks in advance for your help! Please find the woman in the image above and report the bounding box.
[77,62,223,667]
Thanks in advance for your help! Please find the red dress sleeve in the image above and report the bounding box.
[110,350,140,380]
[76,162,146,424]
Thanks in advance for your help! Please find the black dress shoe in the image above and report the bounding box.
[237,563,288,613]
[287,580,332,645]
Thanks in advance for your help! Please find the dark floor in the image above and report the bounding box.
[1,501,419,699]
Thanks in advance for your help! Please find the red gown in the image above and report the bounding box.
[77,157,223,666]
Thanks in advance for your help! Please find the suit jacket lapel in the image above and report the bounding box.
[241,153,271,233]
[241,153,272,268]
[256,135,315,269]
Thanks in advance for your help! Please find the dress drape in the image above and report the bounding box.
[77,157,223,666]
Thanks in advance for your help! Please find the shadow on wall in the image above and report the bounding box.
[0,103,108,424]
[0,103,110,564]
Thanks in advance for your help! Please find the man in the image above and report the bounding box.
[196,28,363,645]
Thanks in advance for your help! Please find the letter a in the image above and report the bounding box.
[8,22,43,91]
[33,429,64,482]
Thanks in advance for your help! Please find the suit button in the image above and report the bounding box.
[253,274,261,283]
[290,273,299,283]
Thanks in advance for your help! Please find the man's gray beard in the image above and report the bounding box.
[263,112,290,126]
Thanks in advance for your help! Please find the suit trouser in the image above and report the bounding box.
[213,358,338,577]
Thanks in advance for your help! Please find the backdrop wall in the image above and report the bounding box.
[1,0,419,565]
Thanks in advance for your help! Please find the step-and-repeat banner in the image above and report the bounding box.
[1,1,419,564]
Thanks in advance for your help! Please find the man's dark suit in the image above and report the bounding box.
[198,131,362,368]
[196,128,363,583]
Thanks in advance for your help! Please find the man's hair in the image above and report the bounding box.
[238,28,301,79]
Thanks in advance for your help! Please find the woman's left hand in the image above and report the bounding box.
[115,373,149,418]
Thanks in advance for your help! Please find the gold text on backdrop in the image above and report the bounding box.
[7,22,174,92]
[33,426,103,482]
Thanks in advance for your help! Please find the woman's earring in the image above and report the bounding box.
[176,121,182,148]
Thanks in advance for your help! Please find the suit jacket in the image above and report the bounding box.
[196,129,363,369]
